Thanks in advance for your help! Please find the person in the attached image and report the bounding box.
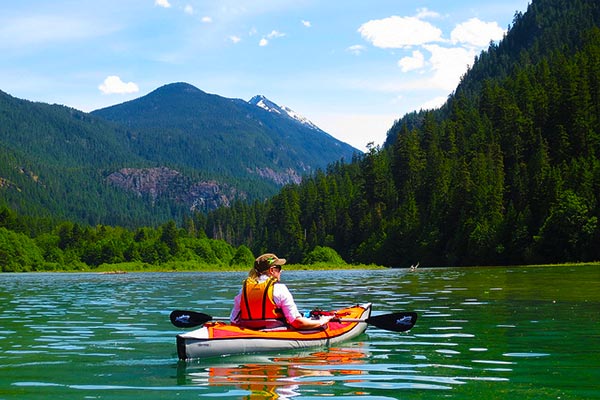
[230,253,333,330]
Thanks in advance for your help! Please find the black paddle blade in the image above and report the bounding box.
[170,310,213,328]
[365,312,417,332]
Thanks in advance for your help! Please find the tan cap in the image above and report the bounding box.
[254,253,286,272]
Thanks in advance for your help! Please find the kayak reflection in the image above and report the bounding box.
[184,346,370,399]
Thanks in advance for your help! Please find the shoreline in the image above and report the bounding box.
[5,261,598,274]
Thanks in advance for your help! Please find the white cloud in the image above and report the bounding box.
[415,8,441,19]
[359,16,443,48]
[398,50,425,72]
[259,30,285,46]
[424,44,476,90]
[355,11,506,121]
[98,76,139,95]
[311,112,398,151]
[301,20,311,28]
[201,16,212,23]
[347,44,365,55]
[184,5,194,15]
[451,18,505,47]
[229,35,241,44]
[155,0,171,8]
[267,30,285,39]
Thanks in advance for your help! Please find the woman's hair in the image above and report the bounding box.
[247,267,261,280]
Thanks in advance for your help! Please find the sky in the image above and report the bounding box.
[0,0,531,152]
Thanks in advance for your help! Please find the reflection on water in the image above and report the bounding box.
[0,266,598,399]
[181,347,370,399]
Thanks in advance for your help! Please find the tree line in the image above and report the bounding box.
[0,207,248,272]
[0,206,350,272]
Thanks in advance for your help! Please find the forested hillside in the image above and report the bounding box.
[0,91,172,225]
[0,83,357,228]
[201,0,600,266]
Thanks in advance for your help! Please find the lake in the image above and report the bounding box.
[1,265,599,399]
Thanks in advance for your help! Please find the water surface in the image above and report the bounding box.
[0,265,598,399]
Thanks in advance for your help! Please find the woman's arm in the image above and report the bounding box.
[290,315,333,330]
[230,291,242,323]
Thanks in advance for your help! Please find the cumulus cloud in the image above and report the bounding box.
[184,5,194,15]
[259,38,268,47]
[424,44,476,90]
[398,50,425,72]
[155,0,171,8]
[229,35,241,44]
[358,16,443,48]
[451,18,505,47]
[358,10,505,100]
[98,76,139,95]
[301,20,311,28]
[201,16,212,23]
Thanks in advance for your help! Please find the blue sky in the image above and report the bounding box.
[0,0,530,151]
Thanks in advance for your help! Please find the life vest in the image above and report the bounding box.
[239,277,285,326]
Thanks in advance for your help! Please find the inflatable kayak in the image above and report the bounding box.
[175,303,372,360]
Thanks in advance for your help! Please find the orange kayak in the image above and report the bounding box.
[176,303,372,360]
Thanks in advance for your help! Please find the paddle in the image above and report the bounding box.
[170,310,225,328]
[336,311,418,333]
[170,310,417,332]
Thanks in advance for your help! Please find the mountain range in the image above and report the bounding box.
[0,83,358,226]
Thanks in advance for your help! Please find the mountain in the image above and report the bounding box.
[248,95,323,132]
[92,83,357,186]
[0,83,359,227]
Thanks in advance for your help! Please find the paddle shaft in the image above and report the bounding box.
[170,309,417,332]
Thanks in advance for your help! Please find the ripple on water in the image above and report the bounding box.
[503,352,550,358]
[415,333,475,338]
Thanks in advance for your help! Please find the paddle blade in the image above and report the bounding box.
[365,312,417,332]
[170,310,213,328]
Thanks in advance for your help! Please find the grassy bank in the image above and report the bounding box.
[87,261,388,273]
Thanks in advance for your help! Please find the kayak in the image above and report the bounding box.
[176,303,372,360]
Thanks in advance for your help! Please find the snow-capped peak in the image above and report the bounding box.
[248,95,321,131]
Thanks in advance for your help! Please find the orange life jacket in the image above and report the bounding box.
[239,277,285,323]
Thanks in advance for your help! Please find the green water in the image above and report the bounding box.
[0,266,599,399]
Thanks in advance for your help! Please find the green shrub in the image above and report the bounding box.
[302,246,346,265]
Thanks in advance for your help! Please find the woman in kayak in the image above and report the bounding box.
[230,253,333,330]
